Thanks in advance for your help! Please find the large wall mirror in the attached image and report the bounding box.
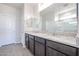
[41,3,77,37]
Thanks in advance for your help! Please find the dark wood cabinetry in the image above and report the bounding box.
[77,49,79,56]
[46,40,76,56]
[35,36,45,56]
[28,35,35,55]
[25,33,29,48]
[35,41,45,56]
[25,33,79,56]
[46,46,65,56]
[35,37,45,44]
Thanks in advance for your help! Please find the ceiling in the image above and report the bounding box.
[40,3,76,15]
[39,3,53,12]
[3,3,53,10]
[3,3,24,8]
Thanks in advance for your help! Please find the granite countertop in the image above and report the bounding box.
[25,31,79,48]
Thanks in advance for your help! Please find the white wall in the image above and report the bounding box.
[0,4,22,46]
[22,3,41,47]
[24,3,41,31]
[20,5,25,47]
[15,8,23,43]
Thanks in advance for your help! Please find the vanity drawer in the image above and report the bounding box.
[46,46,65,56]
[25,33,28,37]
[35,41,45,56]
[29,35,34,39]
[35,36,45,44]
[25,33,29,48]
[46,40,76,56]
[77,48,79,56]
[29,37,34,55]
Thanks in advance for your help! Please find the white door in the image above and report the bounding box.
[0,4,17,46]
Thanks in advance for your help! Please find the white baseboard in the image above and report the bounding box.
[0,41,21,47]
[14,41,21,44]
[22,45,26,48]
[21,43,26,48]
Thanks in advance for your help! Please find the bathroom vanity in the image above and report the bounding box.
[25,32,79,56]
[24,3,79,56]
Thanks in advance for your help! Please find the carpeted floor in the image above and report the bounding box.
[0,43,33,56]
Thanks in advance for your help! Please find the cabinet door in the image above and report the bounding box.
[77,48,79,56]
[46,46,65,56]
[25,34,29,48]
[46,40,76,56]
[29,37,34,55]
[35,41,45,56]
[35,36,45,44]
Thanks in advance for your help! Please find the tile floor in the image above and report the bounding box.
[0,43,33,56]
